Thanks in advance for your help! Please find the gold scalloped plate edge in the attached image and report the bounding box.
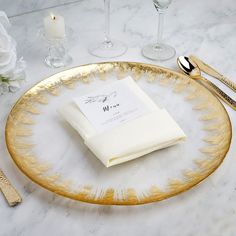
[5,61,232,205]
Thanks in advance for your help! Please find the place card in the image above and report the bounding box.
[74,77,152,132]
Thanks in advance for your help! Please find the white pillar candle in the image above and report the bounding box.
[44,13,65,39]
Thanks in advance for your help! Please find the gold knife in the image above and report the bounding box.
[189,55,236,92]
[0,169,22,207]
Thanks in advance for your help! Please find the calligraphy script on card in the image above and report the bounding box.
[75,78,151,132]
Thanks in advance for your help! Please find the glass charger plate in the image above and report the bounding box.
[5,62,232,205]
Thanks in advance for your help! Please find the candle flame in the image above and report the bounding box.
[50,13,56,20]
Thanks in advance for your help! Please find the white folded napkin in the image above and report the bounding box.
[59,77,186,167]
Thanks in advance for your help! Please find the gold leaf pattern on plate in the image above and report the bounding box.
[5,62,232,205]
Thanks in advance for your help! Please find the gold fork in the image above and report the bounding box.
[0,169,22,206]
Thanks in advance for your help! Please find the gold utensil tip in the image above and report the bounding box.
[189,55,236,92]
[0,170,22,207]
[177,56,236,111]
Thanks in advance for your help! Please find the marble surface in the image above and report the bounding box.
[0,0,236,235]
[0,0,80,17]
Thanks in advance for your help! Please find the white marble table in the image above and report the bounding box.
[1,0,236,235]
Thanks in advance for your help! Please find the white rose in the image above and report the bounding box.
[0,11,26,95]
[0,11,10,28]
[8,58,26,92]
[0,23,17,75]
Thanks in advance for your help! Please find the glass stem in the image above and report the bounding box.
[104,0,112,44]
[157,10,165,45]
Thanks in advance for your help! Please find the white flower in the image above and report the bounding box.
[0,23,17,75]
[0,11,10,28]
[0,11,26,95]
[8,58,26,92]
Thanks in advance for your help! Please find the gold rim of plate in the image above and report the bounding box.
[5,62,232,205]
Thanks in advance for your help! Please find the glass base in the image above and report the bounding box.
[45,54,72,68]
[88,40,127,58]
[142,43,176,61]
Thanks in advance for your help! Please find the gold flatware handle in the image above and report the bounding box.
[0,170,22,207]
[199,77,236,110]
[190,55,236,92]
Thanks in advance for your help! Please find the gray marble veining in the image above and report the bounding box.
[0,0,236,235]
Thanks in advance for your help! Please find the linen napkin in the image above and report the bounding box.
[59,77,186,167]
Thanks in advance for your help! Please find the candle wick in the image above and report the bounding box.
[50,14,56,20]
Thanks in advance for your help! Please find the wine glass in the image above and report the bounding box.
[142,0,175,61]
[88,0,127,58]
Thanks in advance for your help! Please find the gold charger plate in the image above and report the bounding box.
[5,62,232,205]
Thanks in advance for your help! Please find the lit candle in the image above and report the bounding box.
[44,13,65,39]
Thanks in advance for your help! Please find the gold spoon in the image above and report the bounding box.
[177,56,236,111]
